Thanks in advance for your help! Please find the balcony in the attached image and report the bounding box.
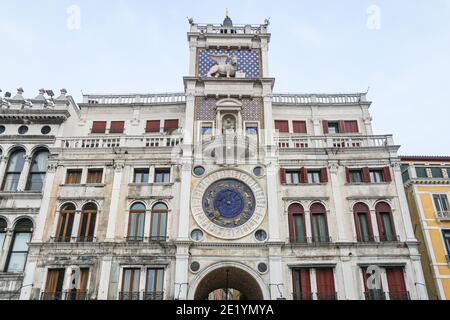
[436,210,450,221]
[289,236,333,245]
[83,93,186,105]
[58,135,183,150]
[119,291,164,300]
[125,236,168,243]
[364,290,386,300]
[50,236,97,243]
[40,291,89,300]
[276,134,394,150]
[356,235,400,243]
[292,292,337,300]
[388,291,410,300]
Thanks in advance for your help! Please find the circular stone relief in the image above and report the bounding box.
[191,170,266,240]
[190,261,200,273]
[257,262,268,274]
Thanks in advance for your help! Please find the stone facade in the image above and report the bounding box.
[0,16,428,300]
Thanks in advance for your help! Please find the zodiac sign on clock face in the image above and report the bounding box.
[202,179,256,228]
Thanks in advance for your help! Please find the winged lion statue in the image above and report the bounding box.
[206,54,238,78]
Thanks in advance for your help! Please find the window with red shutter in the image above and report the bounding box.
[164,119,179,133]
[382,166,392,182]
[362,167,371,183]
[91,121,107,134]
[293,121,307,134]
[146,120,160,133]
[353,203,374,242]
[110,121,125,134]
[344,120,359,133]
[322,120,329,134]
[279,168,286,184]
[386,268,408,300]
[345,167,350,183]
[300,167,308,184]
[292,268,312,300]
[315,268,336,300]
[274,120,289,133]
[338,120,346,134]
[362,267,385,300]
[320,168,328,183]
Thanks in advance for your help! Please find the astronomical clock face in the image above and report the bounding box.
[191,170,266,240]
[202,179,256,228]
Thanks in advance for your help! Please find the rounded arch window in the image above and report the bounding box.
[150,202,168,241]
[79,203,97,242]
[56,203,76,242]
[2,148,26,192]
[310,203,329,243]
[375,202,397,242]
[6,218,33,273]
[288,203,306,243]
[26,149,49,192]
[353,202,373,243]
[128,202,146,242]
[0,217,7,251]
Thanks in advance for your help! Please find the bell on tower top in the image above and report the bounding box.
[223,9,233,27]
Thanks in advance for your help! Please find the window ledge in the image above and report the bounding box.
[283,183,327,186]
[129,183,174,187]
[0,192,42,198]
[345,182,390,186]
[60,184,106,187]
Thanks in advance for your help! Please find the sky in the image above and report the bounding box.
[1,0,449,155]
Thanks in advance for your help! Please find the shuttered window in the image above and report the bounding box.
[146,120,160,133]
[292,121,307,134]
[343,120,359,133]
[164,119,179,133]
[315,268,336,300]
[386,268,408,300]
[110,121,125,134]
[91,121,107,134]
[292,268,312,300]
[274,120,289,133]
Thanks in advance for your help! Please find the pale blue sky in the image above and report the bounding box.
[1,0,449,155]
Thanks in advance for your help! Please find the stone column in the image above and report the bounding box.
[328,162,348,242]
[0,228,13,270]
[268,245,284,299]
[261,39,269,77]
[33,163,58,242]
[97,256,113,300]
[174,243,189,300]
[177,159,192,241]
[106,163,124,241]
[266,160,281,241]
[17,155,32,191]
[391,161,416,242]
[0,156,8,188]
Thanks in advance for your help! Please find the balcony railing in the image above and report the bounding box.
[364,290,386,300]
[50,236,97,243]
[119,291,164,300]
[59,135,183,149]
[83,93,186,105]
[292,292,313,300]
[388,291,410,300]
[289,236,333,244]
[40,292,64,300]
[125,236,168,243]
[292,292,337,300]
[40,291,88,301]
[377,234,400,243]
[315,292,338,300]
[436,211,450,220]
[273,93,366,105]
[276,135,394,150]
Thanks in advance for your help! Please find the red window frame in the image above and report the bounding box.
[274,120,289,133]
[91,121,107,134]
[110,121,125,134]
[146,120,161,133]
[288,204,306,243]
[353,203,374,242]
[292,121,307,134]
[375,202,397,241]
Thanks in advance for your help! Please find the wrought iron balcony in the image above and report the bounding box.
[436,210,450,220]
[40,291,89,300]
[364,290,386,300]
[388,291,410,300]
[292,292,313,300]
[377,234,401,242]
[315,292,338,300]
[59,135,183,150]
[119,291,164,300]
[50,236,96,243]
[289,236,333,244]
[40,292,64,300]
[125,236,168,243]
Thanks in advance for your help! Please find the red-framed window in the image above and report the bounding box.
[346,167,392,183]
[362,267,385,300]
[322,120,359,134]
[91,121,107,134]
[110,121,125,134]
[146,120,161,133]
[386,267,409,300]
[375,202,397,242]
[280,168,328,185]
[353,203,374,242]
[274,120,289,133]
[164,119,179,133]
[292,121,307,134]
[292,268,312,300]
[310,203,329,243]
[288,204,306,243]
[315,268,336,300]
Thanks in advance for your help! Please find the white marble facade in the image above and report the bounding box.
[0,17,428,300]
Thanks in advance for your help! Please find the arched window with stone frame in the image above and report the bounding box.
[25,148,49,192]
[6,218,33,273]
[1,148,26,192]
[150,202,168,242]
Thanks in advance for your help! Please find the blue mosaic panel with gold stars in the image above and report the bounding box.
[202,179,256,228]
[197,49,261,78]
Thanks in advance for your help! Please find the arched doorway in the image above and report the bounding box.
[188,262,269,300]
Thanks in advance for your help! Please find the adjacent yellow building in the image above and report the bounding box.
[401,156,450,300]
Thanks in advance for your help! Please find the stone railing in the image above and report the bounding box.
[82,93,186,105]
[191,23,268,35]
[437,211,450,220]
[276,134,394,149]
[59,135,183,149]
[272,93,366,105]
